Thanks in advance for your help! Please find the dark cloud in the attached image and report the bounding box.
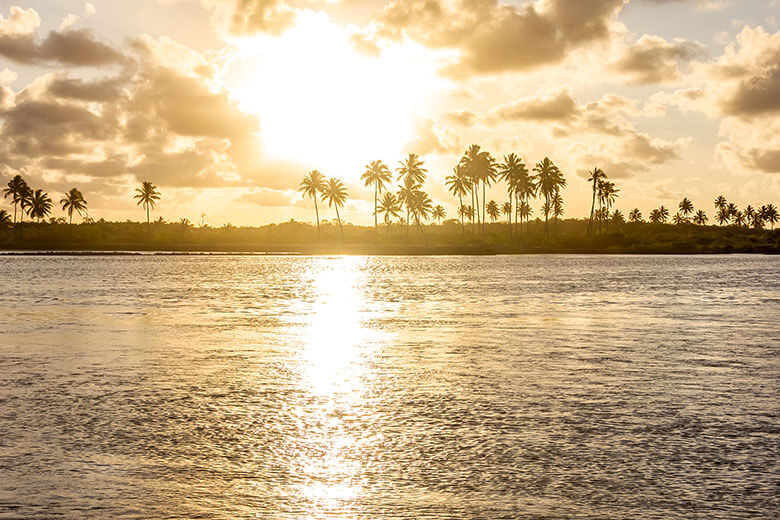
[47,75,125,102]
[748,148,780,173]
[612,35,706,85]
[0,28,126,67]
[721,53,780,116]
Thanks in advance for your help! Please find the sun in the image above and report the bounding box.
[225,12,448,179]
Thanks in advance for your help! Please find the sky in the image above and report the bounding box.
[0,0,778,226]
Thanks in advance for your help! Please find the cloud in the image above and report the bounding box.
[489,87,581,122]
[0,6,125,67]
[361,0,626,75]
[404,116,461,156]
[612,34,706,85]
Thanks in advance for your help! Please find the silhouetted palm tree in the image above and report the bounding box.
[612,210,625,225]
[0,209,11,232]
[134,181,161,234]
[397,177,418,240]
[732,210,746,227]
[649,209,662,224]
[361,160,392,234]
[501,201,512,229]
[518,200,532,231]
[551,192,564,237]
[3,175,28,225]
[27,189,52,222]
[598,180,619,232]
[299,170,327,239]
[693,210,708,225]
[629,208,642,222]
[486,200,499,223]
[533,157,564,238]
[409,189,433,234]
[716,207,730,225]
[657,205,670,224]
[397,153,427,187]
[672,212,686,225]
[763,204,778,230]
[376,191,402,237]
[321,177,348,240]
[432,205,446,224]
[679,197,694,219]
[587,168,606,236]
[60,188,87,224]
[445,165,469,237]
[460,145,495,236]
[498,153,526,238]
[714,195,727,216]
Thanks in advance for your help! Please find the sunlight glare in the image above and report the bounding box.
[227,12,448,177]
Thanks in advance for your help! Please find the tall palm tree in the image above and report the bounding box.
[27,189,52,222]
[361,160,392,234]
[587,168,606,236]
[628,208,642,223]
[763,204,778,230]
[486,200,499,223]
[693,210,708,225]
[60,188,87,224]
[397,153,427,187]
[134,181,161,234]
[3,175,28,225]
[432,205,446,224]
[445,165,469,237]
[299,170,326,239]
[397,177,418,240]
[533,157,564,238]
[598,180,619,232]
[498,153,526,238]
[321,177,348,239]
[376,191,402,237]
[679,198,694,220]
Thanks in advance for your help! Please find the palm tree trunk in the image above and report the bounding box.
[335,206,343,240]
[314,196,320,240]
[588,183,596,236]
[482,182,486,237]
[406,208,410,240]
[459,193,464,238]
[374,184,378,235]
[544,194,549,238]
[146,203,150,237]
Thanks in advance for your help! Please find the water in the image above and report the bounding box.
[0,254,778,519]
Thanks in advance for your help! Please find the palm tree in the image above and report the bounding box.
[321,177,348,239]
[486,200,499,223]
[501,201,512,229]
[657,206,670,223]
[726,203,738,220]
[628,208,642,223]
[432,205,446,224]
[299,170,326,239]
[612,210,625,225]
[762,204,778,230]
[714,195,727,216]
[744,205,756,224]
[460,145,496,236]
[27,189,53,222]
[672,212,686,225]
[397,153,427,187]
[587,168,606,236]
[551,192,564,237]
[134,181,161,234]
[518,200,532,231]
[649,209,662,224]
[397,177,418,240]
[3,175,28,225]
[732,210,746,227]
[498,153,527,238]
[361,160,392,234]
[445,166,469,237]
[678,197,694,220]
[598,180,619,232]
[693,210,708,225]
[376,191,402,237]
[0,209,11,232]
[409,189,433,234]
[60,188,87,224]
[533,157,565,238]
[716,207,730,226]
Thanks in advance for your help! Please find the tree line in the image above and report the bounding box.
[2,145,778,242]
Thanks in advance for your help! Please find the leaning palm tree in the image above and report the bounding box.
[134,181,161,234]
[533,157,565,238]
[628,208,643,223]
[693,210,708,225]
[3,175,28,225]
[679,198,694,219]
[299,170,326,239]
[486,200,499,223]
[376,191,402,237]
[27,189,53,222]
[587,168,606,236]
[321,177,348,240]
[361,160,392,234]
[60,188,87,224]
[432,204,446,225]
[445,165,469,237]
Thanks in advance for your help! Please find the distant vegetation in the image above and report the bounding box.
[1,147,778,254]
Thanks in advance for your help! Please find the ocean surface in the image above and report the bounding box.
[0,254,778,519]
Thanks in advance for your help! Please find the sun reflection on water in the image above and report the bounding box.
[293,256,377,516]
